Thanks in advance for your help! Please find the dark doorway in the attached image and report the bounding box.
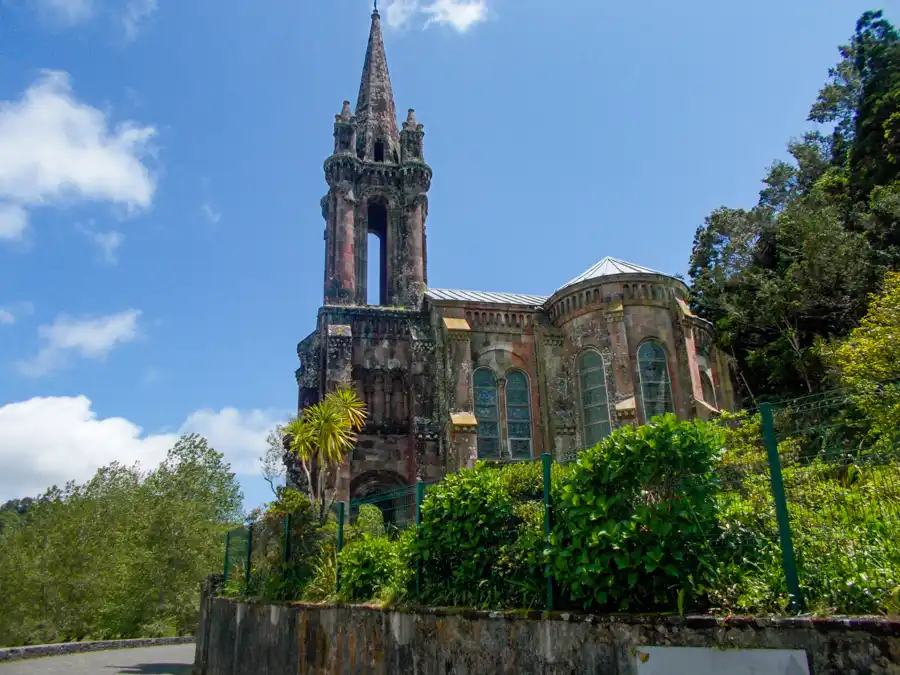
[374,139,385,162]
[367,201,388,305]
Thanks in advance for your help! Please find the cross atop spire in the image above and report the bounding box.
[355,6,399,160]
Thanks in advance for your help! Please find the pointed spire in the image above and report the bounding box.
[355,8,400,158]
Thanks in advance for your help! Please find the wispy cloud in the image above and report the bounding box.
[0,203,28,242]
[18,309,142,377]
[33,0,94,25]
[122,0,157,42]
[384,0,488,32]
[31,0,157,40]
[0,302,35,326]
[201,201,222,225]
[0,71,156,244]
[77,224,124,264]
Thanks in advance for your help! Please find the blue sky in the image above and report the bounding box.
[0,0,895,511]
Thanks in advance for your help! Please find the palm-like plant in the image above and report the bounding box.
[283,386,367,523]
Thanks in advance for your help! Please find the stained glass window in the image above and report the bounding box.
[474,368,500,459]
[505,370,532,459]
[638,340,674,421]
[578,350,611,446]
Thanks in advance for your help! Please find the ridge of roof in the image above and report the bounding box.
[556,256,669,292]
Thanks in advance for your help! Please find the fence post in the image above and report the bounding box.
[244,523,254,593]
[223,530,231,582]
[336,502,345,594]
[542,453,553,611]
[415,480,425,599]
[760,402,803,611]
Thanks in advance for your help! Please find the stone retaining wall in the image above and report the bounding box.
[196,596,900,675]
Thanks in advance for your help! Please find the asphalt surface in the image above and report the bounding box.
[0,644,195,675]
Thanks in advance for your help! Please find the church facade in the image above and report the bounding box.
[291,9,738,502]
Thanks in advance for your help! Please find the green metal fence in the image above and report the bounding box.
[764,391,900,613]
[220,386,900,614]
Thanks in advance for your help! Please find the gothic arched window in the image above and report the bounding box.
[578,350,611,446]
[638,340,674,421]
[505,370,532,459]
[474,368,500,459]
[701,370,717,407]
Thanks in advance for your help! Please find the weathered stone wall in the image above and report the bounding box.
[198,598,900,675]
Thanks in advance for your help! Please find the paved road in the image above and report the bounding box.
[0,644,195,675]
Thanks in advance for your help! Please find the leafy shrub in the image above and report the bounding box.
[549,414,724,611]
[495,501,546,608]
[416,465,516,607]
[337,535,404,602]
[346,505,387,542]
[498,460,570,501]
[301,547,337,602]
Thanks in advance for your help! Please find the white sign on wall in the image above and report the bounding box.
[634,646,810,675]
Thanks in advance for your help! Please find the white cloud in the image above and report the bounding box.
[384,0,488,31]
[0,70,156,242]
[422,0,487,31]
[0,203,28,241]
[77,225,124,263]
[182,408,280,475]
[201,201,221,224]
[385,0,418,29]
[0,395,283,501]
[122,0,157,41]
[0,309,14,325]
[18,309,141,377]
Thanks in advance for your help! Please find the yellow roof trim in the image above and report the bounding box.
[675,297,694,318]
[451,412,478,427]
[443,317,471,331]
[615,396,636,412]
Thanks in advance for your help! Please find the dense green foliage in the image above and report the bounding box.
[689,11,900,400]
[329,405,899,616]
[0,435,242,647]
[548,415,724,611]
[337,529,414,603]
[415,466,517,607]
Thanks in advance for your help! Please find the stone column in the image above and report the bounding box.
[606,298,636,430]
[443,317,473,413]
[325,323,354,503]
[450,413,479,471]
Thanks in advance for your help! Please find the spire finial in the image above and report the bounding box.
[374,0,378,13]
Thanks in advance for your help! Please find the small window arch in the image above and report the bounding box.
[505,370,532,459]
[638,340,674,421]
[374,139,385,162]
[578,350,611,446]
[474,368,500,459]
[700,370,717,407]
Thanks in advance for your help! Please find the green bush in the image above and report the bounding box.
[416,465,516,607]
[337,535,404,602]
[549,414,724,611]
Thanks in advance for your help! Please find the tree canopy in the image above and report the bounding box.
[0,434,242,647]
[689,10,900,401]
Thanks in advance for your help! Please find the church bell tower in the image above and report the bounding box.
[321,8,432,308]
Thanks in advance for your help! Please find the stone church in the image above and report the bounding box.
[291,9,738,502]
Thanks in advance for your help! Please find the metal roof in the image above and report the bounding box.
[556,257,668,292]
[426,288,548,306]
